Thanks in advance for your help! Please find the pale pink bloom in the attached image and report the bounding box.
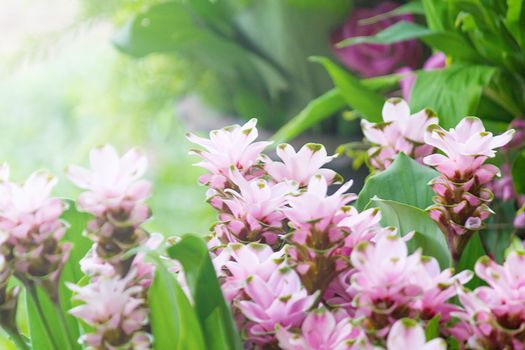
[0,171,64,241]
[187,119,271,188]
[216,243,284,302]
[339,207,382,250]
[237,267,317,344]
[285,175,356,237]
[219,169,297,243]
[264,143,338,186]
[350,234,422,317]
[276,308,372,350]
[386,318,446,350]
[68,273,149,349]
[362,98,437,169]
[67,144,151,218]
[424,117,514,180]
[398,52,446,101]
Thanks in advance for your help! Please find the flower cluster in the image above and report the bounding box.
[0,166,70,300]
[332,1,422,77]
[66,145,155,349]
[361,98,438,170]
[424,118,514,261]
[189,119,471,348]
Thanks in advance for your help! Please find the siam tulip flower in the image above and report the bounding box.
[505,119,525,149]
[361,98,438,170]
[456,251,525,349]
[331,1,422,77]
[264,143,339,187]
[398,52,446,101]
[218,168,297,245]
[68,145,152,274]
[187,118,271,189]
[68,273,151,350]
[237,266,317,346]
[424,118,514,261]
[0,170,70,300]
[276,308,374,350]
[215,243,285,302]
[386,318,446,350]
[284,175,356,292]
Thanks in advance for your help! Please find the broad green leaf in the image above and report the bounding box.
[167,235,243,350]
[149,255,206,350]
[481,200,516,263]
[337,22,479,62]
[371,198,452,269]
[505,0,525,48]
[27,202,91,350]
[311,57,384,122]
[457,233,485,289]
[272,88,345,142]
[512,151,525,194]
[425,314,441,341]
[411,65,496,129]
[421,0,449,31]
[356,153,439,211]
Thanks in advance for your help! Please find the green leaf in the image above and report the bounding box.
[481,200,516,263]
[411,65,496,129]
[456,233,486,289]
[271,88,345,142]
[512,151,525,194]
[425,314,441,341]
[149,255,206,350]
[311,57,385,122]
[337,22,479,62]
[371,198,452,269]
[505,0,525,48]
[356,153,439,211]
[26,202,91,350]
[358,2,425,25]
[167,235,243,350]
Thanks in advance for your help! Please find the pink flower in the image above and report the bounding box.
[67,144,151,218]
[386,318,446,350]
[506,119,525,149]
[362,98,437,170]
[398,52,446,101]
[237,266,317,345]
[285,175,356,237]
[219,169,297,244]
[331,1,422,77]
[187,119,271,189]
[264,143,338,186]
[424,117,514,181]
[276,308,371,350]
[68,273,150,349]
[216,243,285,302]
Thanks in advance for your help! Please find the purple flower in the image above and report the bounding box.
[332,1,422,77]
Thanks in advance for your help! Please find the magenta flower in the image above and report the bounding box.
[237,266,317,345]
[386,318,446,350]
[276,308,372,350]
[332,1,422,77]
[264,143,338,186]
[398,52,446,101]
[187,118,271,189]
[361,98,438,170]
[68,273,151,350]
[67,144,151,219]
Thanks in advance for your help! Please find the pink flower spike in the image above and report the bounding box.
[265,143,338,186]
[387,318,446,350]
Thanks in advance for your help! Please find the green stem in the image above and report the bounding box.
[27,284,61,350]
[3,326,29,350]
[54,302,76,350]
